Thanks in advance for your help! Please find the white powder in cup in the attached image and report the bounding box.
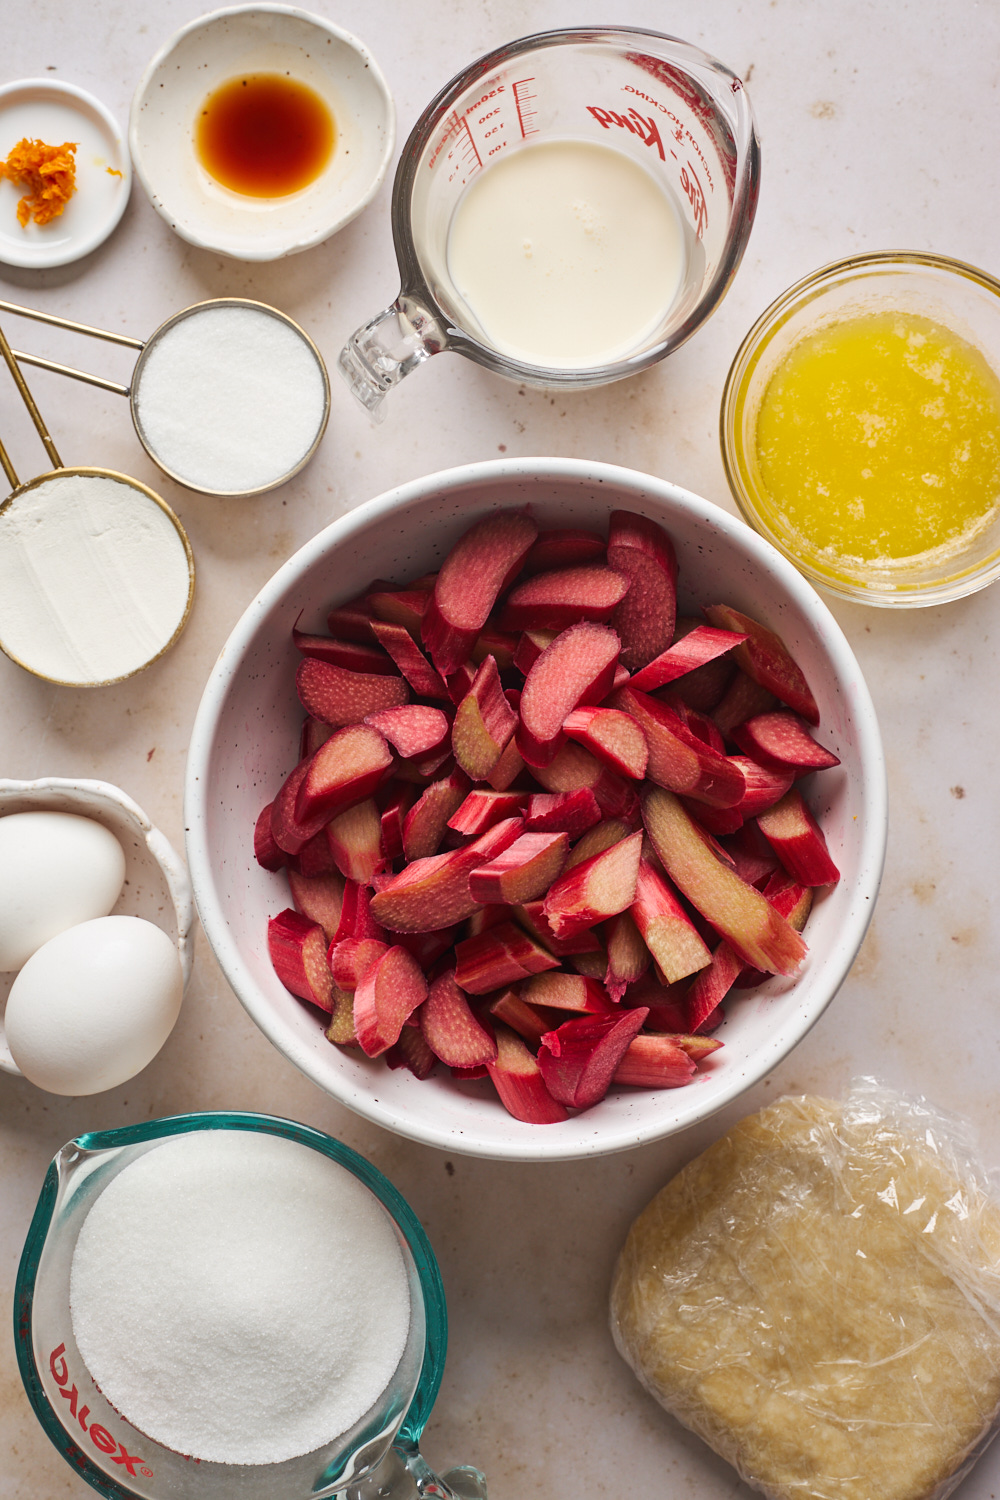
[132,304,328,494]
[0,471,192,685]
[69,1130,412,1466]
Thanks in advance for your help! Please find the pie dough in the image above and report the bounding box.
[610,1092,1000,1500]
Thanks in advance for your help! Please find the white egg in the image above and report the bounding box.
[0,811,126,970]
[5,915,184,1095]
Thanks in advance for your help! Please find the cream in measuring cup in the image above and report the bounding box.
[340,27,759,415]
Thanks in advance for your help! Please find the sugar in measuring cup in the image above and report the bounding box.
[15,1112,487,1500]
[340,26,759,416]
[1,296,330,497]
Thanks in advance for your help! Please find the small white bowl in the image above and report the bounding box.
[185,458,887,1163]
[0,79,131,268]
[0,778,193,1077]
[129,4,395,261]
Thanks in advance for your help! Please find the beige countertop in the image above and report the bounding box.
[4,3,1000,1497]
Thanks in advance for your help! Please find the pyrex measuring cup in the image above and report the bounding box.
[340,26,759,416]
[15,1112,487,1500]
[1,296,330,497]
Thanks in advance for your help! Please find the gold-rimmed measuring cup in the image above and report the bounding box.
[339,25,760,417]
[0,322,194,687]
[0,295,331,497]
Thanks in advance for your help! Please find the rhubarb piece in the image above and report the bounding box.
[451,655,518,779]
[612,686,745,808]
[420,971,498,1068]
[524,789,602,837]
[371,817,525,932]
[293,625,396,675]
[489,988,558,1045]
[393,926,460,972]
[296,656,409,726]
[628,624,747,693]
[732,711,841,772]
[469,831,569,906]
[734,875,815,989]
[384,1024,437,1079]
[518,622,621,766]
[521,528,606,576]
[538,1007,649,1109]
[293,724,393,838]
[607,510,678,670]
[353,944,429,1057]
[717,823,782,888]
[604,910,651,1001]
[446,661,478,705]
[521,971,615,1014]
[370,620,450,699]
[563,817,633,872]
[673,702,727,756]
[267,908,336,1012]
[367,587,430,637]
[254,802,286,871]
[465,903,509,938]
[512,628,558,675]
[380,783,416,861]
[269,761,319,856]
[300,716,333,759]
[531,739,637,820]
[563,706,649,780]
[725,756,796,820]
[325,798,385,884]
[513,901,603,958]
[328,936,390,990]
[448,788,527,837]
[624,972,690,1032]
[296,827,340,877]
[613,1033,699,1088]
[324,988,358,1046]
[403,768,471,861]
[486,1024,569,1123]
[571,951,610,979]
[684,940,744,1030]
[363,705,450,760]
[703,605,820,725]
[331,880,386,945]
[454,919,560,994]
[711,670,779,737]
[642,786,807,975]
[498,565,630,631]
[421,510,538,675]
[486,734,526,791]
[287,867,345,942]
[631,855,712,985]
[756,788,840,886]
[326,592,377,642]
[471,627,519,670]
[543,829,643,937]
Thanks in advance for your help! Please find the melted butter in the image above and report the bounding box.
[754,311,1000,570]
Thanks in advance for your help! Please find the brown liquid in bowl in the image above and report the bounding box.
[196,74,335,197]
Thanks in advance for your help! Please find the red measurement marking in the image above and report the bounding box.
[512,77,539,138]
[461,115,482,169]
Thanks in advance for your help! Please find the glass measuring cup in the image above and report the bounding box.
[340,26,759,416]
[0,296,331,498]
[15,1112,487,1500]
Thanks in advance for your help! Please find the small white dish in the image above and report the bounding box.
[129,4,395,262]
[0,79,131,269]
[0,778,193,1078]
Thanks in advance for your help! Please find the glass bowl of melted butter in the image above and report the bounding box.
[721,252,1000,606]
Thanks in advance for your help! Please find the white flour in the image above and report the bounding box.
[69,1129,411,1466]
[0,472,191,684]
[133,304,328,493]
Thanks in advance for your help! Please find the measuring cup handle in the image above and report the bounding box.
[338,297,445,419]
[344,1438,487,1498]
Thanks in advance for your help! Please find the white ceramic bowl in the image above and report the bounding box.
[185,459,887,1161]
[129,5,394,261]
[0,778,193,1077]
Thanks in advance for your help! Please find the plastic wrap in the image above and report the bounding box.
[610,1081,1000,1500]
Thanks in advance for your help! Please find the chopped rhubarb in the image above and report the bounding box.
[370,620,450,699]
[607,510,678,670]
[512,628,558,675]
[486,1024,568,1124]
[403,768,471,861]
[420,971,498,1068]
[543,828,643,937]
[471,627,519,670]
[684,940,744,1030]
[380,782,416,861]
[486,734,526,791]
[711,669,779,737]
[385,1024,437,1079]
[326,592,377,642]
[562,706,649,780]
[489,988,559,1045]
[756,788,840,886]
[513,901,603,958]
[353,944,429,1057]
[454,919,560,994]
[452,655,518,779]
[703,605,820,725]
[328,936,390,991]
[326,798,385,884]
[370,816,525,932]
[603,909,652,1001]
[521,528,606,575]
[469,831,569,906]
[612,686,745,808]
[448,788,527,837]
[254,802,286,871]
[421,510,538,675]
[267,909,336,1012]
[300,716,333,759]
[563,817,633,872]
[499,565,630,631]
[517,622,621,767]
[296,656,410,726]
[367,586,430,637]
[531,739,637,820]
[732,711,841,772]
[293,625,396,675]
[287,867,345,942]
[324,988,358,1047]
[537,1007,649,1109]
[627,624,747,693]
[364,704,450,760]
[523,789,602,837]
[293,723,393,836]
[521,971,615,1014]
[630,855,712,985]
[331,880,386,945]
[613,1033,698,1088]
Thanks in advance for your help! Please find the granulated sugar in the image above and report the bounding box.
[69,1130,411,1465]
[0,471,191,685]
[132,304,328,494]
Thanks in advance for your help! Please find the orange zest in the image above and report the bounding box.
[0,138,78,227]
